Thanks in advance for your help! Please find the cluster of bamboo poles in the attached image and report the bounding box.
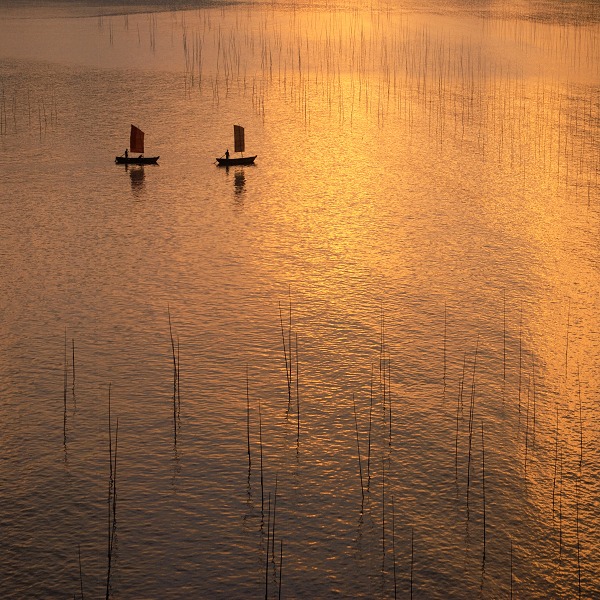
[174,4,599,194]
[65,285,592,597]
[257,292,589,597]
[0,86,58,136]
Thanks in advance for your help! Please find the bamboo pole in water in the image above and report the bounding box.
[481,421,486,560]
[577,365,583,470]
[296,332,300,442]
[78,544,84,600]
[278,539,283,600]
[552,404,559,516]
[443,302,447,394]
[72,338,75,399]
[510,541,513,599]
[518,303,523,413]
[271,475,278,564]
[558,446,563,561]
[106,414,118,600]
[352,395,365,503]
[532,355,537,448]
[565,298,571,377]
[278,301,292,409]
[382,456,386,570]
[388,355,392,446]
[454,370,466,482]
[392,495,397,599]
[503,290,506,385]
[467,338,479,509]
[367,363,374,487]
[576,475,581,599]
[63,329,68,444]
[410,527,414,599]
[259,401,264,515]
[524,380,530,475]
[246,366,251,472]
[177,335,181,415]
[168,306,177,444]
[264,492,271,600]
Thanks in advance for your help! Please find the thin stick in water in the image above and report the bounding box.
[367,363,374,487]
[278,539,283,600]
[577,364,583,471]
[392,495,397,599]
[552,404,559,516]
[510,541,513,599]
[503,290,506,384]
[296,332,300,442]
[532,355,536,447]
[72,338,75,398]
[168,306,177,443]
[410,527,414,599]
[278,301,291,408]
[524,380,530,475]
[576,476,581,599]
[565,298,571,377]
[518,303,522,413]
[246,365,251,472]
[481,421,486,560]
[558,446,563,561]
[64,329,68,445]
[443,301,447,393]
[259,401,264,515]
[388,355,392,446]
[467,338,479,509]
[382,456,385,571]
[264,492,271,600]
[352,395,365,503]
[271,475,278,564]
[78,544,84,600]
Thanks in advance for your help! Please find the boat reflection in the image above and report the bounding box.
[124,164,145,196]
[233,168,246,195]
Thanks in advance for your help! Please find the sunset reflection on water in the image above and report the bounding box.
[0,0,598,597]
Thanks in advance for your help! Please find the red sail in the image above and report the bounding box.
[233,125,245,153]
[130,124,145,154]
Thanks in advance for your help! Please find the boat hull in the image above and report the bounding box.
[115,156,159,165]
[216,155,257,166]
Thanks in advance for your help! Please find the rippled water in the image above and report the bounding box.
[0,0,599,597]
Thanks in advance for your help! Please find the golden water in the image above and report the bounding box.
[0,0,598,597]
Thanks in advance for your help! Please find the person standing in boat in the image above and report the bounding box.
[225,149,229,162]
[124,149,128,159]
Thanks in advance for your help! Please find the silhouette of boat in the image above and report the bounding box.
[216,155,257,166]
[216,125,256,166]
[116,125,159,164]
[115,155,159,165]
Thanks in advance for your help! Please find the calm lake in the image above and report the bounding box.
[0,0,599,597]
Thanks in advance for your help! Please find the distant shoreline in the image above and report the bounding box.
[0,0,240,19]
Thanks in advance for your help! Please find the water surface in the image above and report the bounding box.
[0,0,599,597]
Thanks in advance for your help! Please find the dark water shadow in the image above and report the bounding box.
[127,165,146,197]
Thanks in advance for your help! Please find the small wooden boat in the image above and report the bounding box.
[216,125,256,166]
[216,155,257,166]
[115,155,159,165]
[116,124,159,164]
